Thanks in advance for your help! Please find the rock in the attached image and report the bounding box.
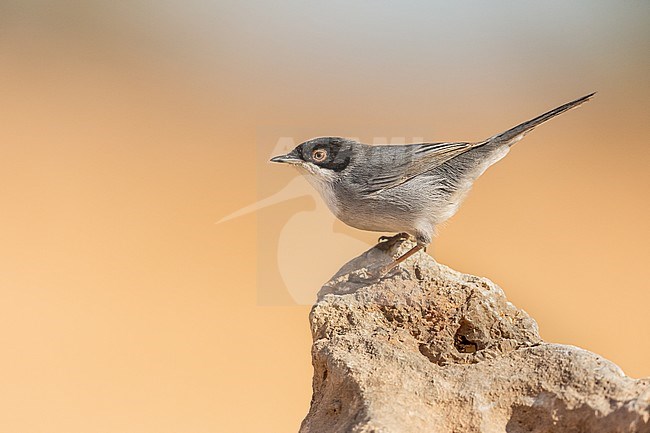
[299,240,650,433]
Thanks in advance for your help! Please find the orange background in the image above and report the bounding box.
[0,2,648,432]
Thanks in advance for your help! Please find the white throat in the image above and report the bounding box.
[297,164,340,217]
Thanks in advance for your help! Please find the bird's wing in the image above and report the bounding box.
[360,94,596,196]
[362,141,479,194]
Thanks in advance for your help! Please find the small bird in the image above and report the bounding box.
[271,93,595,274]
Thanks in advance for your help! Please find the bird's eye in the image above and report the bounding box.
[312,149,328,162]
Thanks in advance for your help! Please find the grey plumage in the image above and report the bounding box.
[271,93,595,271]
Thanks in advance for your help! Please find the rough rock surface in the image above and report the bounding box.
[299,240,650,433]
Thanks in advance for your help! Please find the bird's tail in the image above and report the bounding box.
[489,92,596,146]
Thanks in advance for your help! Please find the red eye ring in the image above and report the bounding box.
[312,149,327,162]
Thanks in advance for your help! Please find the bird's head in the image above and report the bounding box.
[270,137,356,182]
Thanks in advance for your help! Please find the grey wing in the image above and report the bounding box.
[361,142,480,194]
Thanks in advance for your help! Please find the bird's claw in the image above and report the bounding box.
[377,232,411,244]
[376,233,408,252]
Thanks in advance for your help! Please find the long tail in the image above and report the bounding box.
[489,92,596,146]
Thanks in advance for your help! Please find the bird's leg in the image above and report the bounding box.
[379,243,425,276]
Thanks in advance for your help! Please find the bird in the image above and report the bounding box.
[270,93,595,275]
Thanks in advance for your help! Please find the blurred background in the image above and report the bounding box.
[0,1,648,432]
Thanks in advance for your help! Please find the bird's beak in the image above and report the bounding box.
[270,151,302,165]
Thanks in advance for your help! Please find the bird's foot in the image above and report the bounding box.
[377,233,411,250]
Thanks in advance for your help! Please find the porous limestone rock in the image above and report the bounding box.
[299,240,650,433]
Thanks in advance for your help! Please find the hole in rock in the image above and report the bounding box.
[454,319,481,354]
